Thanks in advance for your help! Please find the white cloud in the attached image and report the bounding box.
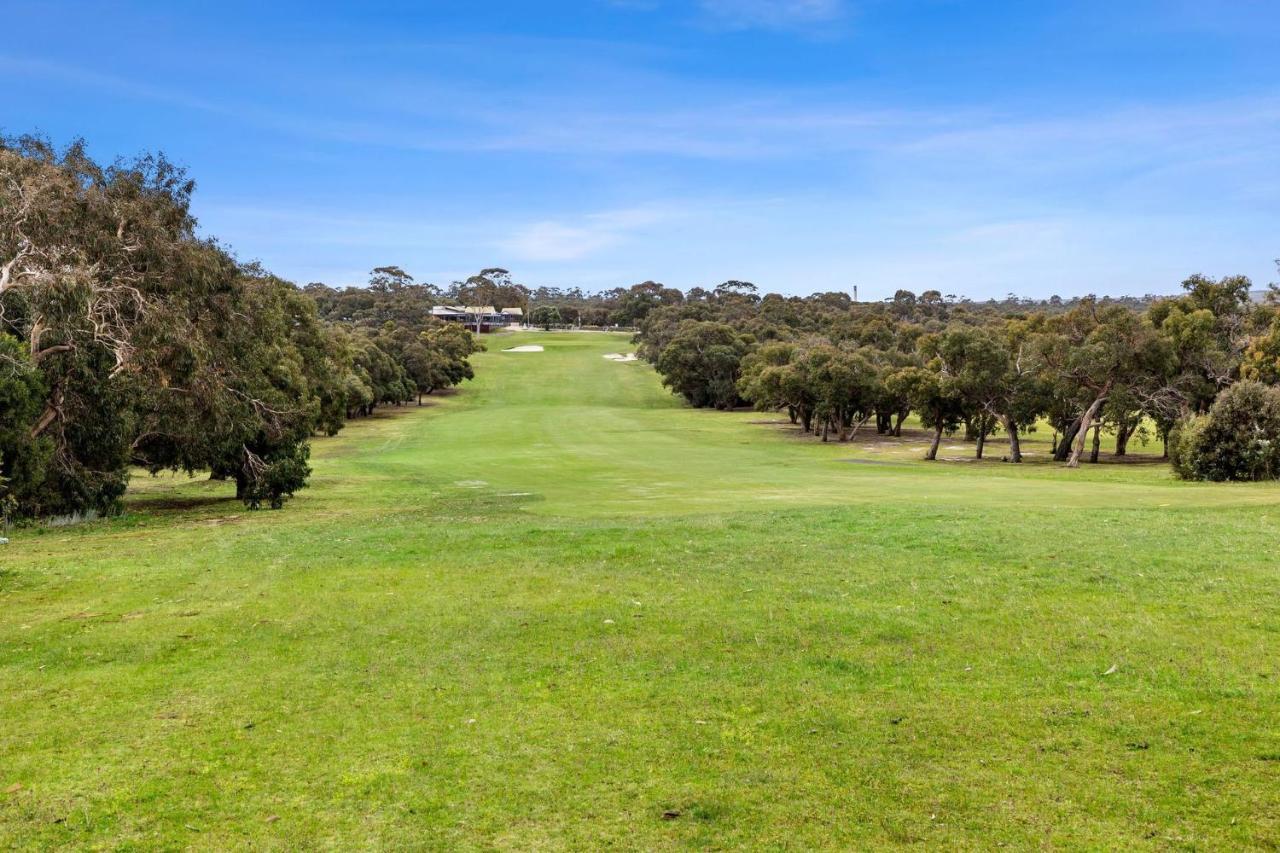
[499,207,672,262]
[501,222,616,262]
[698,0,848,32]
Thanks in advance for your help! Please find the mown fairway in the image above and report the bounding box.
[3,331,1279,849]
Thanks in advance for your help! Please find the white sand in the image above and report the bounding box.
[603,352,638,362]
[503,345,544,352]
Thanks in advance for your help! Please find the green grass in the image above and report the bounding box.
[3,330,1279,849]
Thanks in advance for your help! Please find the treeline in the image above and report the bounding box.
[0,136,481,522]
[523,281,1166,330]
[633,277,1280,477]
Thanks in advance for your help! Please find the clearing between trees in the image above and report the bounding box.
[2,331,1278,848]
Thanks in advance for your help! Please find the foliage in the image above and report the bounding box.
[1170,381,1280,481]
[530,305,562,330]
[0,137,484,520]
[639,277,1280,470]
[655,320,753,409]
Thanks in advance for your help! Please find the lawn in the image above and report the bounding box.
[2,331,1278,849]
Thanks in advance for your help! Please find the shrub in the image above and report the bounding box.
[1170,381,1280,481]
[1168,414,1209,480]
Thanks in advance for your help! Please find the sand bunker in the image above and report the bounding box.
[603,352,638,362]
[503,345,544,352]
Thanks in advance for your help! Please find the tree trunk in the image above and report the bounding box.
[1067,388,1109,468]
[1090,423,1101,463]
[787,405,797,425]
[1055,416,1083,462]
[926,423,943,460]
[963,417,975,441]
[1003,416,1022,463]
[975,425,987,459]
[893,410,905,437]
[1114,419,1131,456]
[821,419,830,442]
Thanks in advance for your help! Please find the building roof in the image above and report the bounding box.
[434,305,520,317]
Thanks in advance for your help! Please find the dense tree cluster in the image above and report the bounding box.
[1,136,482,521]
[521,279,1160,332]
[637,275,1280,473]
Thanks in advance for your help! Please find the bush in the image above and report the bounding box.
[241,444,312,510]
[1170,381,1280,481]
[1168,414,1209,480]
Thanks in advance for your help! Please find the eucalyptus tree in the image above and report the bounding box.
[656,320,753,410]
[738,341,803,424]
[929,326,1008,459]
[794,343,881,441]
[1030,302,1165,467]
[885,364,963,461]
[611,281,683,327]
[1,135,204,514]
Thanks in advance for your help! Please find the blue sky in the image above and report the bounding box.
[4,1,1278,299]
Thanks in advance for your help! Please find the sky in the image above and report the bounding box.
[3,0,1278,300]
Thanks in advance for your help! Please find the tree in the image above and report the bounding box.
[1,135,200,515]
[455,268,528,316]
[130,263,320,510]
[1170,381,1280,481]
[611,281,682,327]
[885,364,963,460]
[1,134,490,520]
[713,280,759,303]
[738,341,801,422]
[416,323,483,394]
[368,265,414,293]
[792,343,881,441]
[1031,303,1161,467]
[655,321,752,410]
[929,327,1008,459]
[530,305,562,330]
[0,334,48,521]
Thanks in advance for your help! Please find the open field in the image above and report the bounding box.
[3,331,1279,848]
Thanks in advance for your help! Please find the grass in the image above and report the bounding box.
[3,330,1279,849]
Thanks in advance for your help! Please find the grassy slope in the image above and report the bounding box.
[2,331,1278,849]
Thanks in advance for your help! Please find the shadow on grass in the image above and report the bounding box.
[128,495,240,512]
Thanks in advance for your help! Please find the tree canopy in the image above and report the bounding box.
[1,136,484,520]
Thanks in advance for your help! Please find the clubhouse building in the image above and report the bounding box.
[431,305,524,332]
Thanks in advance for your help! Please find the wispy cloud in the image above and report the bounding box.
[11,49,1277,185]
[697,0,849,32]
[499,207,672,262]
